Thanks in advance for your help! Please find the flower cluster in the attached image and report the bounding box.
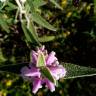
[21,46,66,94]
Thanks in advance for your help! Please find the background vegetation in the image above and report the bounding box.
[0,0,96,96]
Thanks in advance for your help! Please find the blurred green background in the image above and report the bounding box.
[0,0,96,96]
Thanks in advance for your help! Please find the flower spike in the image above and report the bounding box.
[21,45,66,94]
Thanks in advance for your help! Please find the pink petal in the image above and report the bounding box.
[31,51,38,64]
[44,78,55,92]
[21,66,41,78]
[49,65,66,80]
[46,51,57,65]
[32,78,42,94]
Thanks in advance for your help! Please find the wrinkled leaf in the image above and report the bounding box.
[63,63,96,79]
[36,52,46,67]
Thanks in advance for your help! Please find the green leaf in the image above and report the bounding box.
[0,18,10,33]
[31,12,56,31]
[27,0,56,31]
[41,67,56,84]
[50,0,63,10]
[33,0,47,8]
[39,35,55,42]
[22,22,33,42]
[21,22,40,45]
[7,2,17,9]
[5,2,17,11]
[63,63,96,79]
[36,52,46,67]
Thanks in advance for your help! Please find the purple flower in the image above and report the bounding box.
[32,78,42,94]
[21,46,66,94]
[42,78,55,92]
[46,51,58,66]
[49,65,66,80]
